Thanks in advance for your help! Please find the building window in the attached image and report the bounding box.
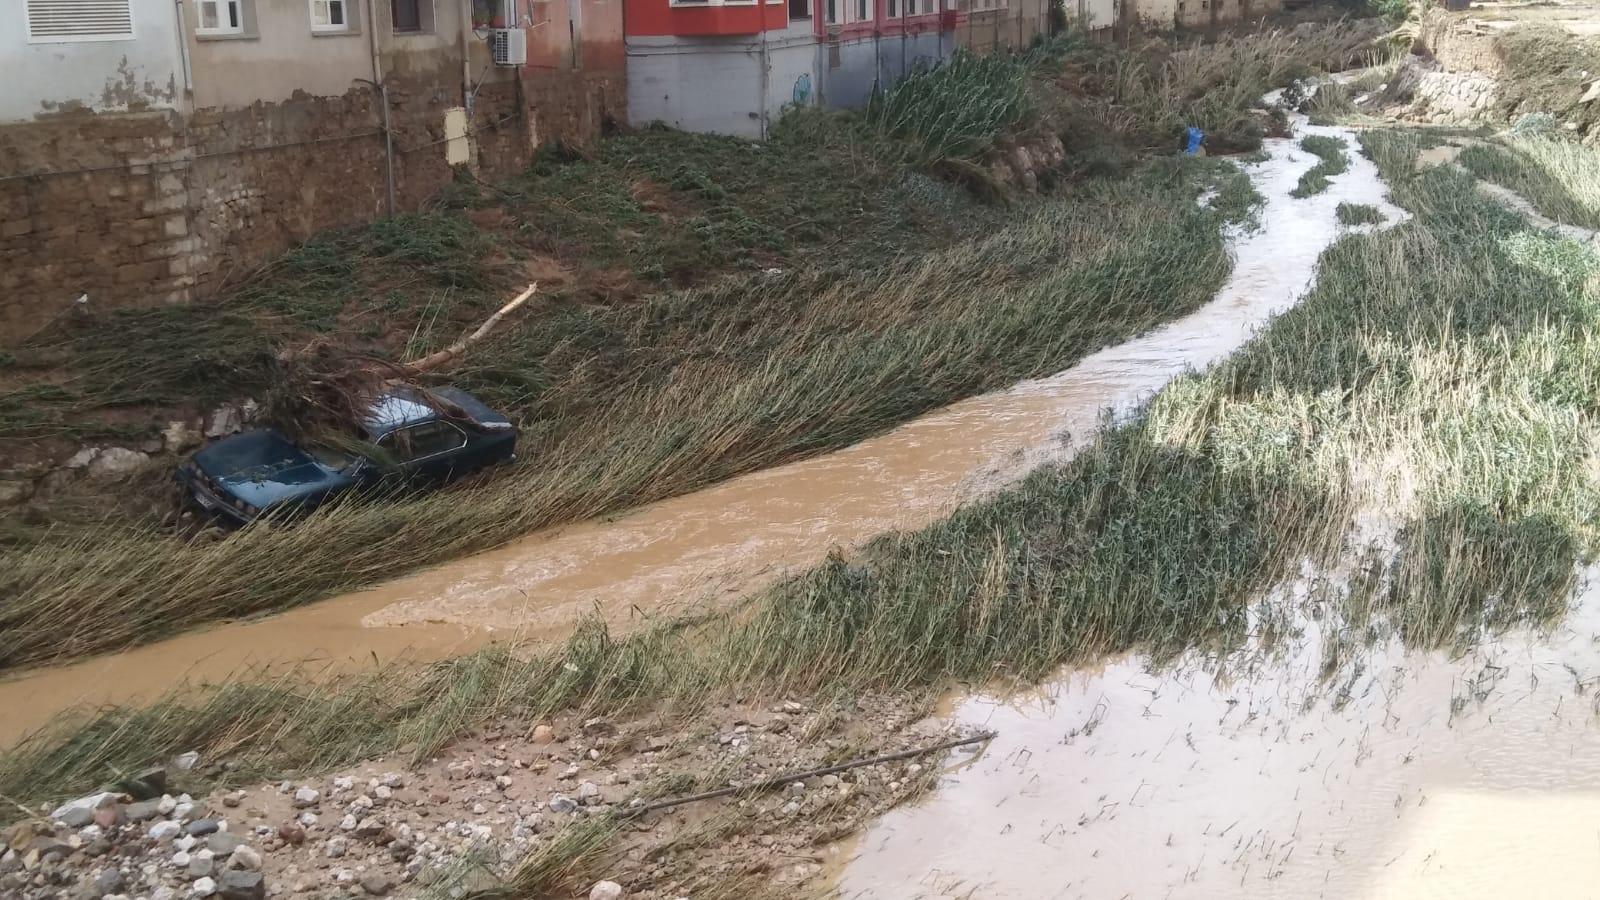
[392,0,434,32]
[887,0,896,13]
[825,0,836,22]
[311,0,351,30]
[789,0,810,18]
[25,0,134,42]
[855,0,867,19]
[195,0,244,33]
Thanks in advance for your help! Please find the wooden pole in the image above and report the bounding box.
[618,730,996,819]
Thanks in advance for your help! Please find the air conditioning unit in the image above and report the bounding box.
[491,27,526,66]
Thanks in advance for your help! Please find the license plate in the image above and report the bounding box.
[194,491,218,511]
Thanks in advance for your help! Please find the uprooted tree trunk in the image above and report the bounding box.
[264,282,538,440]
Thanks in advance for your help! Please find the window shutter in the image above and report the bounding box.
[26,0,135,40]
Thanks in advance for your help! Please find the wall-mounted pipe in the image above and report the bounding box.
[172,0,194,96]
[364,0,396,217]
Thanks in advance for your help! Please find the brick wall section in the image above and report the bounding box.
[0,69,612,345]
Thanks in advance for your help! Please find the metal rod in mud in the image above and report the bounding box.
[619,731,997,819]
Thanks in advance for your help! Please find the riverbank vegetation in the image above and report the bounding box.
[1292,134,1351,196]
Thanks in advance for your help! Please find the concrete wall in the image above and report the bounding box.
[627,20,817,138]
[820,27,949,110]
[1137,0,1280,29]
[1,0,185,122]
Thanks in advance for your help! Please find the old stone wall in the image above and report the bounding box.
[523,69,626,148]
[0,67,619,344]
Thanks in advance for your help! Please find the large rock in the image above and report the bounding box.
[164,420,203,453]
[0,481,32,507]
[204,405,243,439]
[86,447,148,479]
[589,881,624,900]
[217,870,265,900]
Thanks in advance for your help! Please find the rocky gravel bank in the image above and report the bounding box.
[3,695,972,899]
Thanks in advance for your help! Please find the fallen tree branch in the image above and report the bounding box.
[407,281,538,374]
[619,730,996,820]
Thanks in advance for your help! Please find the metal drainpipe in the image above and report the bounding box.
[365,0,397,217]
[460,0,473,116]
[759,26,770,140]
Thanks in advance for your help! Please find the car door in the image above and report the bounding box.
[383,419,470,483]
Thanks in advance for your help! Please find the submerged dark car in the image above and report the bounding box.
[177,386,516,525]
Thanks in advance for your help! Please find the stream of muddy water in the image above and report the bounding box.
[834,565,1600,899]
[0,115,1402,746]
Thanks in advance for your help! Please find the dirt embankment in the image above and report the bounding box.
[1388,5,1600,144]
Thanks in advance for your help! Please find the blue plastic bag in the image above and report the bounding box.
[1183,127,1205,156]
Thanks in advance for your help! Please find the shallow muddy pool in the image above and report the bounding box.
[0,115,1402,745]
[834,566,1600,899]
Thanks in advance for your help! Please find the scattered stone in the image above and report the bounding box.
[221,791,245,809]
[157,795,179,815]
[191,876,217,897]
[577,782,602,804]
[331,776,354,793]
[378,773,404,789]
[148,821,183,842]
[51,792,120,828]
[643,735,669,752]
[217,869,265,900]
[295,812,317,828]
[548,795,578,814]
[188,848,216,877]
[175,835,198,852]
[338,814,358,832]
[589,880,624,900]
[323,838,347,859]
[206,833,242,856]
[92,866,124,896]
[359,872,394,896]
[276,823,305,846]
[185,819,221,837]
[530,725,556,744]
[226,845,262,872]
[290,787,319,809]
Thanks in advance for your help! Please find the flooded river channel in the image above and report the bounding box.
[0,115,1401,746]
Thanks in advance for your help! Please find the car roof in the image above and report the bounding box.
[362,389,441,434]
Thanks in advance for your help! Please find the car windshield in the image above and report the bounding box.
[306,443,357,472]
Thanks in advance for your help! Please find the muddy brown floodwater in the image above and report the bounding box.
[834,566,1600,900]
[0,113,1403,747]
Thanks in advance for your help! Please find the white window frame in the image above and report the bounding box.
[310,0,352,31]
[194,0,245,35]
[25,0,135,43]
